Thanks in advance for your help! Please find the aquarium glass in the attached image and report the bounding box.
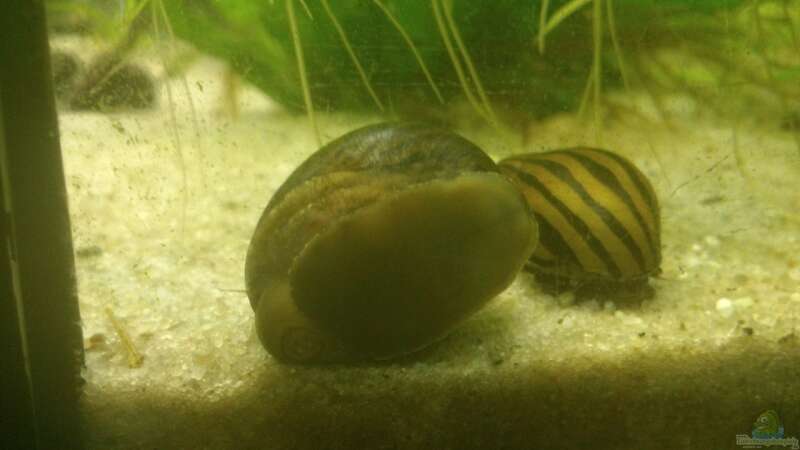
[46,1,800,448]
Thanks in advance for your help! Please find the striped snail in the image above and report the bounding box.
[245,122,539,363]
[498,147,661,300]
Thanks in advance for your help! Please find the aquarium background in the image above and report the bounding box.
[45,0,800,448]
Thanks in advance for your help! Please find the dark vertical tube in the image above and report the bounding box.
[0,169,38,450]
[0,0,85,449]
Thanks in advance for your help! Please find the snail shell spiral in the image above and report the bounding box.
[245,122,539,363]
[498,147,661,299]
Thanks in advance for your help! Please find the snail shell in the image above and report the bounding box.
[245,122,539,363]
[498,147,661,299]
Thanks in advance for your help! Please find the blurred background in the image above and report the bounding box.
[45,0,800,142]
[41,3,800,449]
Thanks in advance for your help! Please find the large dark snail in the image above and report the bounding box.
[245,122,539,363]
[498,147,661,300]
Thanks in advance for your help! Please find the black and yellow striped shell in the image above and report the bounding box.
[245,122,539,363]
[498,147,661,299]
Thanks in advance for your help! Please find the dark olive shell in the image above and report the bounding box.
[498,147,661,299]
[245,122,539,363]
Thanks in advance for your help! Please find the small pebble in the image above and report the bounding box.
[716,297,734,318]
[76,245,103,258]
[700,195,724,205]
[84,333,107,351]
[733,274,749,285]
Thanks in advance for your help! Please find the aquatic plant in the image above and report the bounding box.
[48,0,800,141]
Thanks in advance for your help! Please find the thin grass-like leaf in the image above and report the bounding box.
[298,0,314,20]
[156,0,203,142]
[540,0,592,51]
[592,0,603,143]
[538,0,550,53]
[442,0,497,125]
[151,0,188,240]
[322,0,384,112]
[125,0,151,31]
[606,0,630,92]
[782,0,799,52]
[578,70,593,119]
[373,0,444,104]
[286,0,321,146]
[431,0,489,122]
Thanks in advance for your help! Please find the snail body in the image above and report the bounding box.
[245,122,539,363]
[498,147,661,299]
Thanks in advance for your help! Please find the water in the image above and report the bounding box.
[46,1,800,448]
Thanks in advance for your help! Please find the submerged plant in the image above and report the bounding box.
[48,0,800,143]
